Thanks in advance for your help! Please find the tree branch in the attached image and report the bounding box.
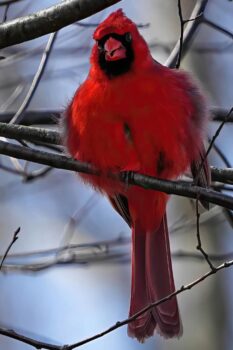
[165,0,208,68]
[0,227,20,270]
[0,122,61,145]
[0,140,232,208]
[0,0,121,49]
[9,32,57,124]
[1,257,233,349]
[0,122,233,183]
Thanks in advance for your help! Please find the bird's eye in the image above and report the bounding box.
[125,32,132,43]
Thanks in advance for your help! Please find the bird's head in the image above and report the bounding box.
[90,9,151,79]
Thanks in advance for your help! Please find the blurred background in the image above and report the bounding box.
[0,0,233,349]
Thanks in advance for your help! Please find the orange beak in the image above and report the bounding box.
[104,37,126,61]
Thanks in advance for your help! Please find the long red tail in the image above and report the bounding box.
[128,214,182,341]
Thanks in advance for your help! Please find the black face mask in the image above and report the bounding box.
[97,32,134,78]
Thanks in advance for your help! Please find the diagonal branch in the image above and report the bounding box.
[0,227,20,270]
[194,107,233,185]
[1,257,233,349]
[9,32,58,124]
[165,0,208,68]
[0,0,121,49]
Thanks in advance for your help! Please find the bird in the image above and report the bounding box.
[64,9,210,342]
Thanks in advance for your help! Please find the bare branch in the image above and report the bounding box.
[0,0,121,49]
[194,107,233,185]
[0,0,23,6]
[195,197,215,270]
[203,17,233,39]
[0,227,20,270]
[165,0,208,68]
[0,122,233,183]
[0,123,61,145]
[0,140,233,208]
[1,257,233,349]
[0,327,65,350]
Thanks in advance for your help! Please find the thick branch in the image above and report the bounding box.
[0,123,232,183]
[0,122,61,144]
[0,0,121,49]
[0,140,232,209]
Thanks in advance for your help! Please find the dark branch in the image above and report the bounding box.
[0,122,232,183]
[0,0,22,5]
[203,18,233,40]
[176,0,184,68]
[0,122,61,144]
[1,257,233,349]
[165,0,207,68]
[195,197,215,270]
[0,227,20,270]
[0,140,233,209]
[194,107,233,185]
[0,327,65,350]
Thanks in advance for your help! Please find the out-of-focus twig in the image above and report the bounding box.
[10,32,58,124]
[203,17,233,40]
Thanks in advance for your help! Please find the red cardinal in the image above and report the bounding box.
[65,9,209,341]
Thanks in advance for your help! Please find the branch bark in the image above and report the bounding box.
[0,140,233,209]
[1,257,233,349]
[165,0,208,68]
[0,0,121,49]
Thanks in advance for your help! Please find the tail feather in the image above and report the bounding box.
[128,214,182,341]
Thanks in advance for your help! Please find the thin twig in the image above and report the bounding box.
[194,107,233,185]
[0,227,20,270]
[2,3,10,22]
[1,257,233,349]
[195,197,215,270]
[176,0,184,68]
[203,17,233,40]
[165,0,207,68]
